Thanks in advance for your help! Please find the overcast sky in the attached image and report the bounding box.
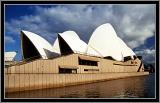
[5,4,156,63]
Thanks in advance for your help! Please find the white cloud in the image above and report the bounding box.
[135,49,155,63]
[5,36,15,44]
[135,49,155,55]
[5,4,155,48]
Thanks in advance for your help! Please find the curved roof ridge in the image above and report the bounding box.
[52,38,61,54]
[58,31,88,54]
[117,37,136,57]
[87,23,135,61]
[21,30,60,59]
[52,30,101,57]
[60,30,80,39]
[86,44,103,57]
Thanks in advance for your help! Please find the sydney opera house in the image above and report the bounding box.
[5,23,148,92]
[19,23,144,73]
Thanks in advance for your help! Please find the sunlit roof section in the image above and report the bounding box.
[117,37,135,57]
[57,31,88,55]
[87,23,135,61]
[5,51,17,61]
[20,23,136,61]
[52,38,61,54]
[21,30,60,59]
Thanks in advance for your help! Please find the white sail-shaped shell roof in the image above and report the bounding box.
[86,45,103,57]
[5,51,17,61]
[52,31,81,55]
[117,37,135,57]
[21,30,60,59]
[61,31,80,39]
[58,31,88,54]
[53,31,101,56]
[20,23,135,61]
[52,38,61,54]
[87,23,135,61]
[87,23,123,61]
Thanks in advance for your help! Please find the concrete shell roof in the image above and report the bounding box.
[5,51,17,61]
[117,37,135,57]
[87,23,135,61]
[21,23,135,61]
[52,38,61,54]
[21,30,60,59]
[53,31,101,56]
[53,31,81,55]
[58,31,88,53]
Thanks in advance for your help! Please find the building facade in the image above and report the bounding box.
[5,23,148,93]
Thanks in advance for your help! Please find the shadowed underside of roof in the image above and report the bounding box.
[21,30,60,60]
[20,23,135,61]
[58,34,74,55]
[21,31,41,60]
